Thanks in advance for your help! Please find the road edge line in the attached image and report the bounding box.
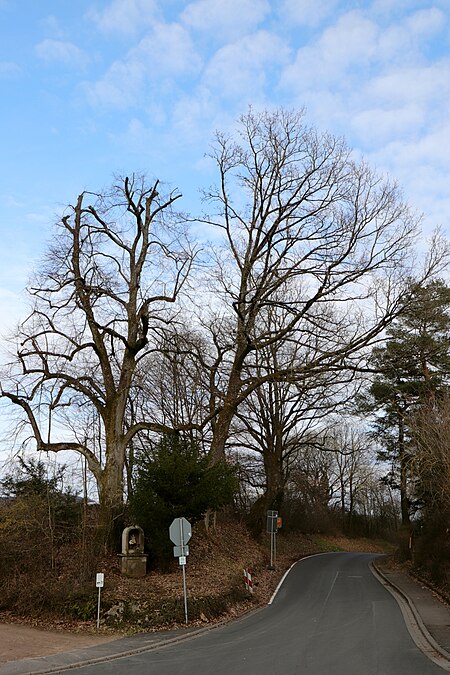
[268,552,333,605]
[268,561,298,605]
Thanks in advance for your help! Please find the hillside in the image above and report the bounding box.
[0,519,392,635]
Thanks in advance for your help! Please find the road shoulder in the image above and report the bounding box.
[372,557,450,672]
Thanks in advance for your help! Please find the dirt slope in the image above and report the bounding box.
[0,525,391,663]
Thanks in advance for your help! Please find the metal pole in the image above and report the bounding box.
[179,519,188,623]
[270,529,274,569]
[182,562,188,624]
[96,587,101,629]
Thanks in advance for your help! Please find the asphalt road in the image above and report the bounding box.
[70,552,446,675]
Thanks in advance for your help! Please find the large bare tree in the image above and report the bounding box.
[2,110,445,539]
[199,108,441,464]
[1,175,195,534]
[229,302,355,533]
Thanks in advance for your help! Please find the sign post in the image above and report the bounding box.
[96,573,104,629]
[169,517,192,624]
[267,510,278,569]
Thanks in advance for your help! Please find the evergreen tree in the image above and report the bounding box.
[362,280,450,525]
[129,434,238,564]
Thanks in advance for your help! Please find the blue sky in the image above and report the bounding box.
[1,0,450,335]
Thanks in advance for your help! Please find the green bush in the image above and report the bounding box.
[129,434,238,565]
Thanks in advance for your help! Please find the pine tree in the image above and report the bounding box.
[363,280,450,525]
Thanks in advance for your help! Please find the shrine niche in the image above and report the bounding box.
[119,525,147,578]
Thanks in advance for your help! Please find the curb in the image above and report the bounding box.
[2,604,268,675]
[6,555,447,674]
[1,623,230,675]
[370,561,450,672]
[0,628,207,675]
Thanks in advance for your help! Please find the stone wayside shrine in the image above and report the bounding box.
[119,525,148,578]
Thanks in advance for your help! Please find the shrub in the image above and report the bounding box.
[129,434,238,565]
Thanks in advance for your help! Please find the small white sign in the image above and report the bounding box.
[96,573,105,588]
[179,556,187,566]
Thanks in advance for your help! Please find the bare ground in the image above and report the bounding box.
[0,623,117,664]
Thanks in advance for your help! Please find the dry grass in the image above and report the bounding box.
[0,521,395,634]
[0,522,389,633]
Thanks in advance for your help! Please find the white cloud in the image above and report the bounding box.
[181,0,270,39]
[140,23,202,75]
[280,0,339,28]
[279,6,450,147]
[281,5,447,97]
[111,116,166,155]
[2,194,24,208]
[87,0,158,35]
[85,59,144,108]
[371,0,447,14]
[85,22,202,108]
[405,7,445,36]
[352,105,424,145]
[203,30,290,100]
[0,61,21,77]
[281,11,378,90]
[367,62,450,107]
[366,125,450,235]
[376,8,446,66]
[39,14,65,39]
[379,124,450,171]
[171,86,224,146]
[35,39,89,67]
[272,4,450,242]
[161,29,291,155]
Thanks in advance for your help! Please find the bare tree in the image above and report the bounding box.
[121,325,213,494]
[285,428,399,534]
[1,175,196,535]
[136,326,211,434]
[410,396,450,521]
[199,108,436,466]
[328,425,374,519]
[286,444,336,530]
[230,305,355,533]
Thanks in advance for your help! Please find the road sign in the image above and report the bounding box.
[267,511,278,569]
[169,517,191,624]
[267,510,278,533]
[95,573,104,630]
[169,517,192,547]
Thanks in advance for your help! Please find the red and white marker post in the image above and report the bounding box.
[244,568,254,594]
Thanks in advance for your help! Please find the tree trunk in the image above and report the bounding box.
[248,442,285,537]
[97,445,126,548]
[209,368,243,462]
[398,410,410,526]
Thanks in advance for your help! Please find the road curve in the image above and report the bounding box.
[71,552,447,675]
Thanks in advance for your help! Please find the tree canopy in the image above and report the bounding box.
[1,109,446,539]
